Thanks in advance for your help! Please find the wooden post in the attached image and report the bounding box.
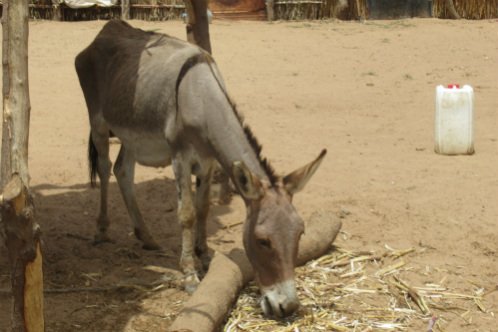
[52,4,62,22]
[121,0,130,20]
[184,0,212,54]
[1,1,44,331]
[266,0,274,21]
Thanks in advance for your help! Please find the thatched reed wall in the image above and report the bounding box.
[273,0,367,20]
[273,0,498,20]
[4,0,498,21]
[128,0,184,21]
[322,0,366,20]
[59,5,121,21]
[433,0,498,19]
[0,0,185,21]
[58,1,184,21]
[274,0,324,20]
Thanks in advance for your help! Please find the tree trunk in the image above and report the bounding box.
[1,1,44,331]
[121,0,130,20]
[445,0,460,19]
[184,0,212,55]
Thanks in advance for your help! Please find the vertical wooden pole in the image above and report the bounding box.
[1,0,44,331]
[52,4,62,22]
[184,0,212,54]
[121,0,130,20]
[266,0,275,21]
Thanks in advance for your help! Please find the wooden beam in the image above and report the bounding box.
[1,0,44,331]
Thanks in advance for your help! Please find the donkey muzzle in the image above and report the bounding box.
[260,280,300,318]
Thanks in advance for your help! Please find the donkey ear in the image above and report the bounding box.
[283,149,327,195]
[231,161,264,201]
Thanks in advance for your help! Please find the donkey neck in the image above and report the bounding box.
[177,61,274,184]
[205,102,270,183]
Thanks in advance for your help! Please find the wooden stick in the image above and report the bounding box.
[169,210,342,332]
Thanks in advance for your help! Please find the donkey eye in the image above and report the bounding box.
[257,238,272,250]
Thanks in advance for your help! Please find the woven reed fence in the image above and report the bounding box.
[2,0,497,22]
[128,0,184,20]
[273,0,498,20]
[0,1,57,20]
[59,1,184,21]
[275,0,366,20]
[0,0,185,21]
[60,5,121,21]
[433,0,498,19]
[274,0,324,20]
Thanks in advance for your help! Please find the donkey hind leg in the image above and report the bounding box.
[113,145,160,250]
[90,131,113,244]
[194,163,214,272]
[172,155,200,294]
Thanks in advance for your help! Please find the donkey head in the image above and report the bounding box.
[231,149,327,317]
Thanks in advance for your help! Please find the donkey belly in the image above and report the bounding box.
[133,140,172,167]
[114,129,172,167]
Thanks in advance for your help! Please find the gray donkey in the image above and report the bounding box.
[75,20,326,317]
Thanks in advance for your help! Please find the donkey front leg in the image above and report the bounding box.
[213,163,232,205]
[172,156,200,294]
[113,146,160,250]
[194,164,214,271]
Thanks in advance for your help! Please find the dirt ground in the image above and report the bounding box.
[0,17,497,331]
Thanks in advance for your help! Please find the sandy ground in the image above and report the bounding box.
[0,18,497,331]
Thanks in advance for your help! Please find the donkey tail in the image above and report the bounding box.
[88,131,98,187]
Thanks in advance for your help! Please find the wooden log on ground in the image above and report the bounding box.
[169,210,342,332]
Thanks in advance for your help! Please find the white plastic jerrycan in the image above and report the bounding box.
[435,84,474,155]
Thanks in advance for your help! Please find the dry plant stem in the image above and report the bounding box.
[169,211,342,332]
[392,276,430,315]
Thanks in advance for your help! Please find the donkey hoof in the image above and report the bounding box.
[198,253,212,272]
[93,233,112,245]
[134,228,160,250]
[142,242,161,251]
[184,273,200,294]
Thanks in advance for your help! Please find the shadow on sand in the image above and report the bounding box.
[0,177,234,331]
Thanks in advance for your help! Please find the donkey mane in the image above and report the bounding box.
[210,76,279,186]
[175,51,279,185]
[236,108,279,186]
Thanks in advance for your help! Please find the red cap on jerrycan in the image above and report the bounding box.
[447,84,460,89]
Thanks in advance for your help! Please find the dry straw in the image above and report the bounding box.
[224,245,496,331]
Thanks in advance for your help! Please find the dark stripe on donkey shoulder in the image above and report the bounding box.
[175,52,213,114]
